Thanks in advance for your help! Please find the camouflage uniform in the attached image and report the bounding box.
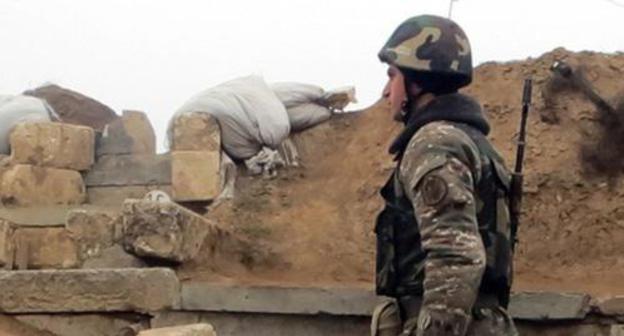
[373,15,518,336]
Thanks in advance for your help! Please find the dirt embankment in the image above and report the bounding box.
[183,48,624,296]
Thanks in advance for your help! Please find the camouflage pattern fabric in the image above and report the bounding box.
[371,300,517,336]
[397,122,517,336]
[378,15,472,89]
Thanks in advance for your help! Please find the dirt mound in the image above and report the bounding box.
[24,84,118,131]
[186,48,624,296]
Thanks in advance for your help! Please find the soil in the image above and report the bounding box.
[181,48,624,297]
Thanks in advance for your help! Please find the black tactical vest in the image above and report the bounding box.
[375,123,513,307]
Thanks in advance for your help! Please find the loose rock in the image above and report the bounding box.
[122,199,217,263]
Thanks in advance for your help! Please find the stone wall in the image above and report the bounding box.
[2,280,624,336]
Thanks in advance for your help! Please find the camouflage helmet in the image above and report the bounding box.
[379,15,473,90]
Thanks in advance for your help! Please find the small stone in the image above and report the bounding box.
[14,227,80,269]
[0,164,86,206]
[138,324,216,336]
[122,199,217,263]
[172,151,221,202]
[170,113,220,151]
[10,122,95,170]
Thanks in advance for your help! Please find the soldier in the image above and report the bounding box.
[372,15,518,336]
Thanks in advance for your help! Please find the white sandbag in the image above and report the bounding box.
[0,95,53,154]
[170,75,290,160]
[270,82,325,108]
[287,103,332,132]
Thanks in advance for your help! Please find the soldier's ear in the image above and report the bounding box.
[406,81,424,99]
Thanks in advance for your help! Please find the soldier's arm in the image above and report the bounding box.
[398,122,486,335]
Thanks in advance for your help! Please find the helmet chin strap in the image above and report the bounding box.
[400,90,429,124]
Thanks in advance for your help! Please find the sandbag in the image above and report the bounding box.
[24,84,118,131]
[0,95,53,154]
[169,75,290,160]
[287,103,332,132]
[322,86,357,112]
[270,82,324,108]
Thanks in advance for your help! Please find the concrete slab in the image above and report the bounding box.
[180,284,383,316]
[508,292,590,320]
[0,268,180,313]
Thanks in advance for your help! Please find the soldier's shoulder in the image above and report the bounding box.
[399,121,482,187]
[406,121,479,159]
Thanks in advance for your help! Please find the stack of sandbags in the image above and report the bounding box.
[168,75,292,199]
[170,75,291,161]
[0,122,95,206]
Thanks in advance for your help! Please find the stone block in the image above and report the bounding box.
[172,151,220,202]
[122,199,214,263]
[598,296,624,316]
[82,245,147,269]
[97,110,156,156]
[139,324,216,336]
[88,185,172,206]
[65,209,120,261]
[0,268,180,313]
[10,122,95,170]
[85,154,171,187]
[170,113,220,151]
[0,220,16,269]
[14,227,80,269]
[0,164,86,206]
[509,292,590,320]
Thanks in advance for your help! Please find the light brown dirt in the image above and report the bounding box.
[184,48,624,296]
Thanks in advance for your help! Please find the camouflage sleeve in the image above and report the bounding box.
[398,122,486,336]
